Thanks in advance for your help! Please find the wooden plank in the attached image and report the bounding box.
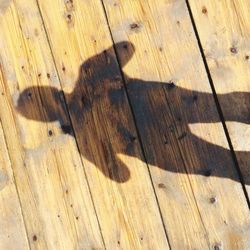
[35,0,170,249]
[0,2,104,249]
[188,0,250,195]
[0,115,29,249]
[102,0,250,249]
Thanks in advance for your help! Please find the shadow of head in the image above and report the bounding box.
[17,41,135,120]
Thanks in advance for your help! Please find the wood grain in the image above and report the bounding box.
[0,2,104,249]
[188,0,250,195]
[103,0,250,249]
[0,0,249,249]
[34,0,170,249]
[0,87,29,249]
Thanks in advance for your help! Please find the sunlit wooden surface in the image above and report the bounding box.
[0,0,249,249]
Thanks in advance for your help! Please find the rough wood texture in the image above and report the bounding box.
[188,0,250,194]
[30,0,170,249]
[0,0,249,249]
[0,107,29,249]
[0,2,103,249]
[103,0,250,249]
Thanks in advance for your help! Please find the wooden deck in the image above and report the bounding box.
[0,0,249,249]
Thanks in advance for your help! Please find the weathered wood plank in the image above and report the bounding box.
[0,2,104,249]
[188,0,250,195]
[35,0,170,249]
[0,100,29,249]
[103,0,250,249]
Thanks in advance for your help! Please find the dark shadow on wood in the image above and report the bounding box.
[16,41,250,184]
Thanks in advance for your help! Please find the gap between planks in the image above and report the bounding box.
[185,0,250,208]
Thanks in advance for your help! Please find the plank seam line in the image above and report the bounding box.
[11,3,74,247]
[161,86,211,247]
[99,0,172,248]
[54,152,79,243]
[0,119,31,250]
[34,0,107,248]
[185,0,250,208]
[0,61,32,250]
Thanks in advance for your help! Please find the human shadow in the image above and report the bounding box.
[16,41,250,184]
